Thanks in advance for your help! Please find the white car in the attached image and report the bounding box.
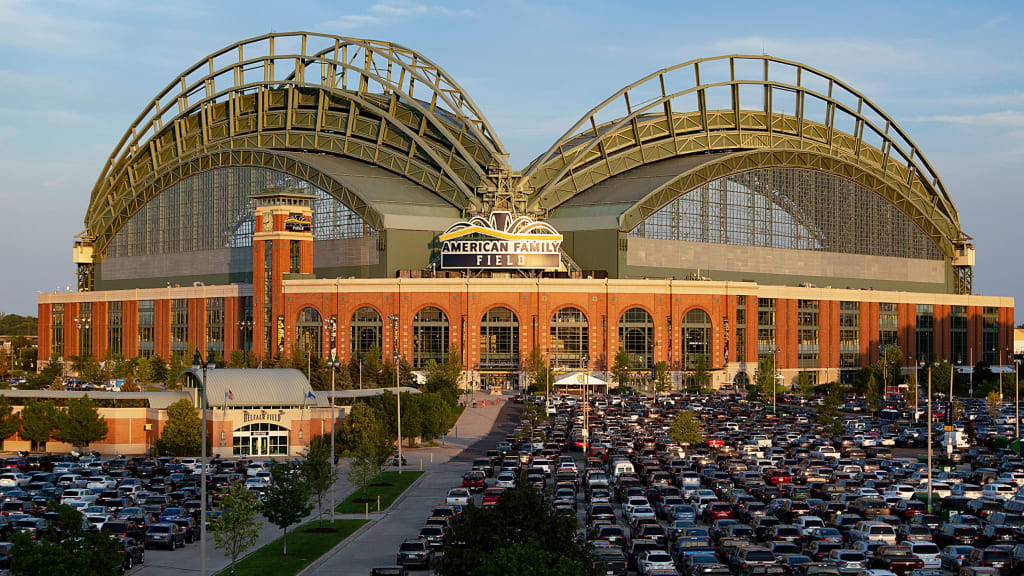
[638,550,675,575]
[624,497,650,517]
[87,476,116,490]
[495,473,516,489]
[0,473,30,488]
[244,477,269,492]
[908,542,941,569]
[628,505,657,525]
[445,488,471,506]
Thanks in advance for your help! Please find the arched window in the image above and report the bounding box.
[480,307,519,370]
[351,307,382,360]
[296,307,322,358]
[232,422,289,456]
[619,308,654,370]
[682,308,712,371]
[412,307,449,369]
[550,307,589,370]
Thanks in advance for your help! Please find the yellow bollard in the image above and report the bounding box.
[430,453,433,464]
[420,458,423,471]
[365,502,368,520]
[377,495,381,512]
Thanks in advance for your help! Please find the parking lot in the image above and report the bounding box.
[379,389,1024,576]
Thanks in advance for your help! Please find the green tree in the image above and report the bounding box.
[156,399,202,456]
[668,410,704,445]
[418,392,452,440]
[795,371,816,399]
[423,350,463,407]
[692,354,710,392]
[864,371,881,414]
[228,350,247,369]
[26,356,61,390]
[753,355,775,400]
[262,463,312,556]
[211,482,262,576]
[524,348,553,396]
[20,400,59,451]
[816,382,846,436]
[654,361,670,394]
[0,349,8,380]
[55,395,108,449]
[988,390,1002,421]
[346,403,392,499]
[0,396,20,447]
[10,501,121,576]
[903,375,919,417]
[303,435,337,528]
[435,481,600,576]
[148,354,168,384]
[610,350,633,390]
[400,392,423,442]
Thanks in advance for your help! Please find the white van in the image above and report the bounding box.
[850,520,897,544]
[60,488,97,505]
[610,460,635,478]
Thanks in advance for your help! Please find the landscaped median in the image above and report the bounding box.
[336,470,424,514]
[216,518,367,576]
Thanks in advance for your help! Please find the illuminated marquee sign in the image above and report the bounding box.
[284,214,312,232]
[439,211,562,270]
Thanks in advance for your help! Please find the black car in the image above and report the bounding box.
[170,517,199,543]
[117,537,145,573]
[144,523,186,550]
[396,539,432,569]
[102,520,146,541]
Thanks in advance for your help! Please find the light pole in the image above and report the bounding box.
[913,356,920,423]
[922,360,933,513]
[326,351,340,522]
[388,314,402,474]
[583,353,590,453]
[191,351,212,576]
[772,345,780,413]
[1016,356,1021,441]
[545,347,550,410]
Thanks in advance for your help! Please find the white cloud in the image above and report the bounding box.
[0,0,120,55]
[913,110,1024,127]
[326,1,472,31]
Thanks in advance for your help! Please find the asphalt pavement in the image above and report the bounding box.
[303,392,520,576]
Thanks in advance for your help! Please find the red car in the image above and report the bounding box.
[461,471,485,492]
[481,487,504,507]
[768,471,793,485]
[704,502,734,522]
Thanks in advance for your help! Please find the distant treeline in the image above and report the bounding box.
[0,314,36,336]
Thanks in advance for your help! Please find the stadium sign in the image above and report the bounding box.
[439,211,562,270]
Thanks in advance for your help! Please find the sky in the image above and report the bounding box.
[0,0,1021,319]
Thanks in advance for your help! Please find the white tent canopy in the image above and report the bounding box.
[552,372,609,390]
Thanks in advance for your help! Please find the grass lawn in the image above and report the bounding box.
[336,470,423,514]
[216,518,366,576]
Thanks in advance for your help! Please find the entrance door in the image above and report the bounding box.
[260,437,269,455]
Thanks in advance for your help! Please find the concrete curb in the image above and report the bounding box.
[296,470,432,576]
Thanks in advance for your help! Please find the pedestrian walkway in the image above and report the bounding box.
[134,392,509,576]
[302,391,520,576]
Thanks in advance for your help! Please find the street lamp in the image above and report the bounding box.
[920,360,934,513]
[326,351,340,522]
[388,314,402,474]
[191,351,213,576]
[582,353,590,452]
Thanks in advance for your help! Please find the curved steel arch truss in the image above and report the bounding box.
[86,32,507,253]
[524,54,966,256]
[618,148,954,257]
[101,148,385,256]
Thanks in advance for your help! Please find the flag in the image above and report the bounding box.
[227,389,234,401]
[306,391,316,400]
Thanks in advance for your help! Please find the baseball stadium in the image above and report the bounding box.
[35,31,1014,406]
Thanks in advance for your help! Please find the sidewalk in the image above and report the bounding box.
[134,391,509,576]
[303,391,519,576]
